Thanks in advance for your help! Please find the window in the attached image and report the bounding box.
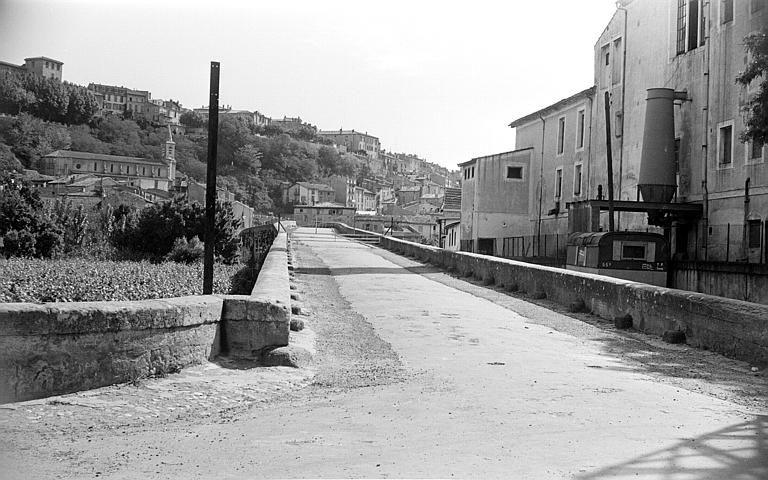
[554,168,563,199]
[601,44,611,86]
[622,244,647,260]
[557,117,565,155]
[506,166,523,180]
[674,138,681,173]
[721,0,733,23]
[110,164,114,173]
[677,0,687,54]
[749,139,764,162]
[576,109,585,149]
[573,163,583,196]
[677,0,702,54]
[93,162,97,171]
[688,1,699,49]
[718,122,733,165]
[748,220,762,248]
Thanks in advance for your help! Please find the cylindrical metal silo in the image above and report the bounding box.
[639,88,677,203]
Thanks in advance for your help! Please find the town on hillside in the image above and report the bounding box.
[0,55,461,246]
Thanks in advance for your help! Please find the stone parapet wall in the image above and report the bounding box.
[0,232,292,404]
[0,296,223,403]
[223,231,291,357]
[333,224,768,367]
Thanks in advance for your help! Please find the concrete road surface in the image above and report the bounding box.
[1,227,766,479]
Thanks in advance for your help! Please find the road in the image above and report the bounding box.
[1,227,767,479]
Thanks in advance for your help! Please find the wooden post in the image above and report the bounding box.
[203,61,220,295]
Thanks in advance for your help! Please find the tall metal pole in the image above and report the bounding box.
[203,61,220,294]
[604,91,616,232]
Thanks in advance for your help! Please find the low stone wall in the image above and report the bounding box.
[334,224,768,367]
[0,232,292,404]
[223,231,291,357]
[0,296,223,403]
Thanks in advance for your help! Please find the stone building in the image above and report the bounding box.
[508,87,594,240]
[39,127,177,192]
[282,182,335,206]
[459,149,533,255]
[464,0,767,263]
[0,56,63,81]
[317,129,380,159]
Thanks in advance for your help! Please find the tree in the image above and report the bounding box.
[63,84,99,125]
[2,113,71,169]
[737,31,768,144]
[0,143,23,172]
[109,197,242,263]
[179,111,206,128]
[0,173,63,258]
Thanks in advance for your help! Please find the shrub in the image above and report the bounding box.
[165,236,205,263]
[109,197,241,263]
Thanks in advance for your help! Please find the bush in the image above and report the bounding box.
[109,197,241,263]
[165,236,204,263]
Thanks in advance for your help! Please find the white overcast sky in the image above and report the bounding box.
[0,0,618,170]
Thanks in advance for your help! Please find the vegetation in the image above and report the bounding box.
[0,173,63,258]
[0,107,366,212]
[111,197,242,264]
[737,30,768,144]
[0,72,99,124]
[0,257,239,303]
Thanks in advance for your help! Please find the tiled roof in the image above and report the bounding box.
[44,150,167,166]
[442,187,461,211]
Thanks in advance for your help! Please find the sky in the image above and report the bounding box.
[0,0,618,170]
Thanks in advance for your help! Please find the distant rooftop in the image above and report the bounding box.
[44,150,167,166]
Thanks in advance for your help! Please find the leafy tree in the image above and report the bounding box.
[109,197,241,263]
[0,143,23,172]
[180,111,206,128]
[68,124,111,154]
[0,74,35,115]
[63,83,99,125]
[48,199,89,253]
[737,30,768,144]
[0,72,98,124]
[2,113,71,169]
[0,173,63,258]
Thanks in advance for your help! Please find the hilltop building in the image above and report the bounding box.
[0,56,63,81]
[318,129,380,159]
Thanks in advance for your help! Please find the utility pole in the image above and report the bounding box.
[203,61,220,294]
[604,91,616,232]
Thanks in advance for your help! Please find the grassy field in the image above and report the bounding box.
[0,258,241,303]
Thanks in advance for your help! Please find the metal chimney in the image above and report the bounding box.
[638,88,677,203]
